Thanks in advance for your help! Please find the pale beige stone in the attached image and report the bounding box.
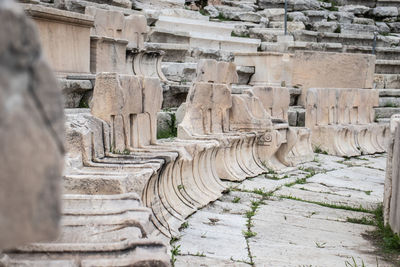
[86,7,124,39]
[23,4,93,74]
[86,7,148,49]
[384,114,400,233]
[293,51,376,105]
[90,37,128,73]
[85,7,166,80]
[252,86,290,121]
[131,51,168,81]
[89,71,224,237]
[91,73,160,151]
[230,90,272,131]
[7,193,170,266]
[234,51,376,107]
[179,59,300,175]
[0,0,64,249]
[250,85,313,165]
[123,14,148,49]
[234,52,293,86]
[306,88,388,156]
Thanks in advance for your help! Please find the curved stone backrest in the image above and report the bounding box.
[252,86,290,121]
[230,90,272,131]
[86,7,148,49]
[195,59,238,85]
[143,77,164,144]
[86,7,124,39]
[337,89,357,124]
[65,111,109,166]
[179,82,232,137]
[307,88,380,127]
[305,88,337,128]
[123,14,148,49]
[358,89,379,124]
[91,73,162,151]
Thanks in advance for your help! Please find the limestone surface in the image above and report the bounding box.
[384,114,400,234]
[175,153,391,267]
[0,0,64,249]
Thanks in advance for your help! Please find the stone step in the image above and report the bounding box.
[377,0,400,7]
[293,30,398,47]
[376,59,400,74]
[336,0,377,7]
[190,31,261,52]
[375,73,400,88]
[377,117,391,123]
[161,62,197,83]
[148,28,190,44]
[346,46,400,60]
[260,40,400,60]
[161,62,255,84]
[378,88,400,96]
[63,167,155,195]
[56,0,141,15]
[151,27,260,53]
[249,27,285,42]
[155,15,235,37]
[260,40,343,52]
[375,107,400,119]
[145,42,190,62]
[379,96,400,107]
[340,23,378,35]
[230,84,301,106]
[8,193,170,266]
[257,0,321,11]
[159,8,209,21]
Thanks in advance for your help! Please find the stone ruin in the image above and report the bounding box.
[2,0,400,265]
[0,0,63,259]
[385,114,400,235]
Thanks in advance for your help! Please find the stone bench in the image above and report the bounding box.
[86,7,167,81]
[305,88,389,156]
[62,72,225,238]
[7,193,170,267]
[24,6,167,108]
[179,59,312,172]
[234,51,376,105]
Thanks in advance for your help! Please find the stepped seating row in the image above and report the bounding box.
[233,51,376,105]
[305,88,389,156]
[3,56,314,264]
[23,4,168,108]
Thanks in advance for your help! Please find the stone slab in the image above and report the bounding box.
[23,4,93,74]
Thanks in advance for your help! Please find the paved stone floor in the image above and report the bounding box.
[173,153,393,267]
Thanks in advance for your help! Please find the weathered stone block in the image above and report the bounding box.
[293,51,376,105]
[305,88,388,156]
[90,37,128,73]
[23,4,93,74]
[0,0,64,249]
[234,52,293,86]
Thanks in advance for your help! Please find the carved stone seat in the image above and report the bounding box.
[306,88,389,156]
